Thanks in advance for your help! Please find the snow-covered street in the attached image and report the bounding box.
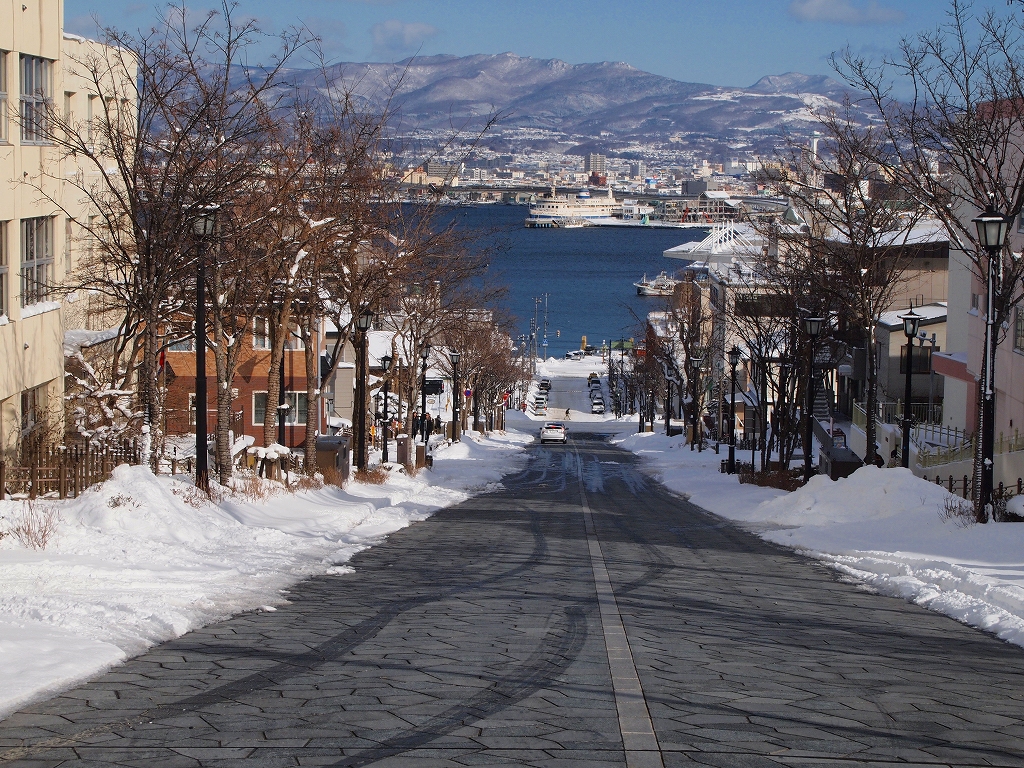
[7,355,1024,727]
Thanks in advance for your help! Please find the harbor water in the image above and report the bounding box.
[443,204,705,359]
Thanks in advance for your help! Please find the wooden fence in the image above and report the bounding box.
[0,441,141,500]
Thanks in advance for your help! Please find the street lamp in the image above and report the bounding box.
[972,203,1009,518]
[801,315,825,483]
[450,350,462,441]
[380,353,393,464]
[899,305,922,469]
[420,344,430,444]
[688,348,705,452]
[355,308,373,471]
[728,345,741,474]
[192,207,216,494]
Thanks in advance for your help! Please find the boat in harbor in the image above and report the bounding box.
[634,271,680,296]
[525,187,620,228]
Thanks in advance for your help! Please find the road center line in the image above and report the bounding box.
[574,443,664,768]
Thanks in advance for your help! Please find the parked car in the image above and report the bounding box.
[538,378,551,391]
[540,422,568,443]
[591,401,606,414]
[565,350,584,360]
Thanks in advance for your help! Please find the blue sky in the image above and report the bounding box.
[63,0,1008,88]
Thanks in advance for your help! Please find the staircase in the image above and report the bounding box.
[813,378,833,420]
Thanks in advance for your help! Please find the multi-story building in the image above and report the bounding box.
[584,153,606,174]
[0,0,134,459]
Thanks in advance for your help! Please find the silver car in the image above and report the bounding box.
[539,422,568,444]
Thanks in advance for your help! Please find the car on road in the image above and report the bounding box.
[538,378,551,391]
[591,401,606,414]
[540,422,568,443]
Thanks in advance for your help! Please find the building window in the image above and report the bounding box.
[0,51,8,142]
[253,392,308,425]
[21,217,53,306]
[971,292,981,312]
[252,318,304,349]
[21,384,45,434]
[900,345,933,374]
[253,317,270,349]
[19,55,52,144]
[0,221,7,317]
[168,336,194,352]
[1016,309,1024,352]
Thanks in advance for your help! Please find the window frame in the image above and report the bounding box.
[1016,308,1024,353]
[0,50,8,143]
[20,216,54,307]
[253,391,308,426]
[19,54,52,145]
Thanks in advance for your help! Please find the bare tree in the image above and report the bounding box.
[755,106,927,466]
[32,2,309,465]
[835,0,1024,513]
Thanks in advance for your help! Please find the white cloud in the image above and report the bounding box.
[789,0,905,25]
[370,19,438,60]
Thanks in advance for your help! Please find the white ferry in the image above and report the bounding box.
[524,188,620,227]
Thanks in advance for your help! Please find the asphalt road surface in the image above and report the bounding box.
[4,434,1024,767]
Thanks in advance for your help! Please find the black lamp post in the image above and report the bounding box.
[728,346,741,474]
[380,353,393,464]
[450,350,462,441]
[801,315,824,484]
[899,305,922,469]
[972,203,1009,518]
[354,309,373,471]
[192,208,216,494]
[420,344,430,444]
[689,349,704,452]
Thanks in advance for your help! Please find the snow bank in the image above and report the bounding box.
[0,428,531,721]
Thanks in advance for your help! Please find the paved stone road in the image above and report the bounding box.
[4,435,1024,767]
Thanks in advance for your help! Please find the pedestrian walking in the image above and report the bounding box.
[565,407,571,420]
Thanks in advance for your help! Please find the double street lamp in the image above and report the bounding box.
[802,315,825,484]
[355,309,373,471]
[192,207,216,494]
[972,203,1010,518]
[420,344,430,444]
[380,353,393,464]
[727,346,741,474]
[899,305,922,469]
[450,350,462,442]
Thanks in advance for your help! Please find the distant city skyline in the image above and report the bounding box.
[62,0,1006,89]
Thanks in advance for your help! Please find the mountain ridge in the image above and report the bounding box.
[283,52,866,154]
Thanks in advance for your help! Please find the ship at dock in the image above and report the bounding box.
[524,188,621,228]
[524,187,768,229]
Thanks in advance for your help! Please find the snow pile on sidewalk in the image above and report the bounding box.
[615,428,1024,650]
[0,428,531,720]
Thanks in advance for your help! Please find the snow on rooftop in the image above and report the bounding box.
[878,301,947,329]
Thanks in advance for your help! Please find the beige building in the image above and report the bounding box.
[0,0,134,459]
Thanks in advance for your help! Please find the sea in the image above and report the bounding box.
[441,204,705,359]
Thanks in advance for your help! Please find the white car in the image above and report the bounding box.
[540,422,568,443]
[591,401,606,414]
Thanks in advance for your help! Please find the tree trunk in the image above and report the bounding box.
[141,316,161,468]
[865,332,878,466]
[302,314,319,475]
[263,303,291,447]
